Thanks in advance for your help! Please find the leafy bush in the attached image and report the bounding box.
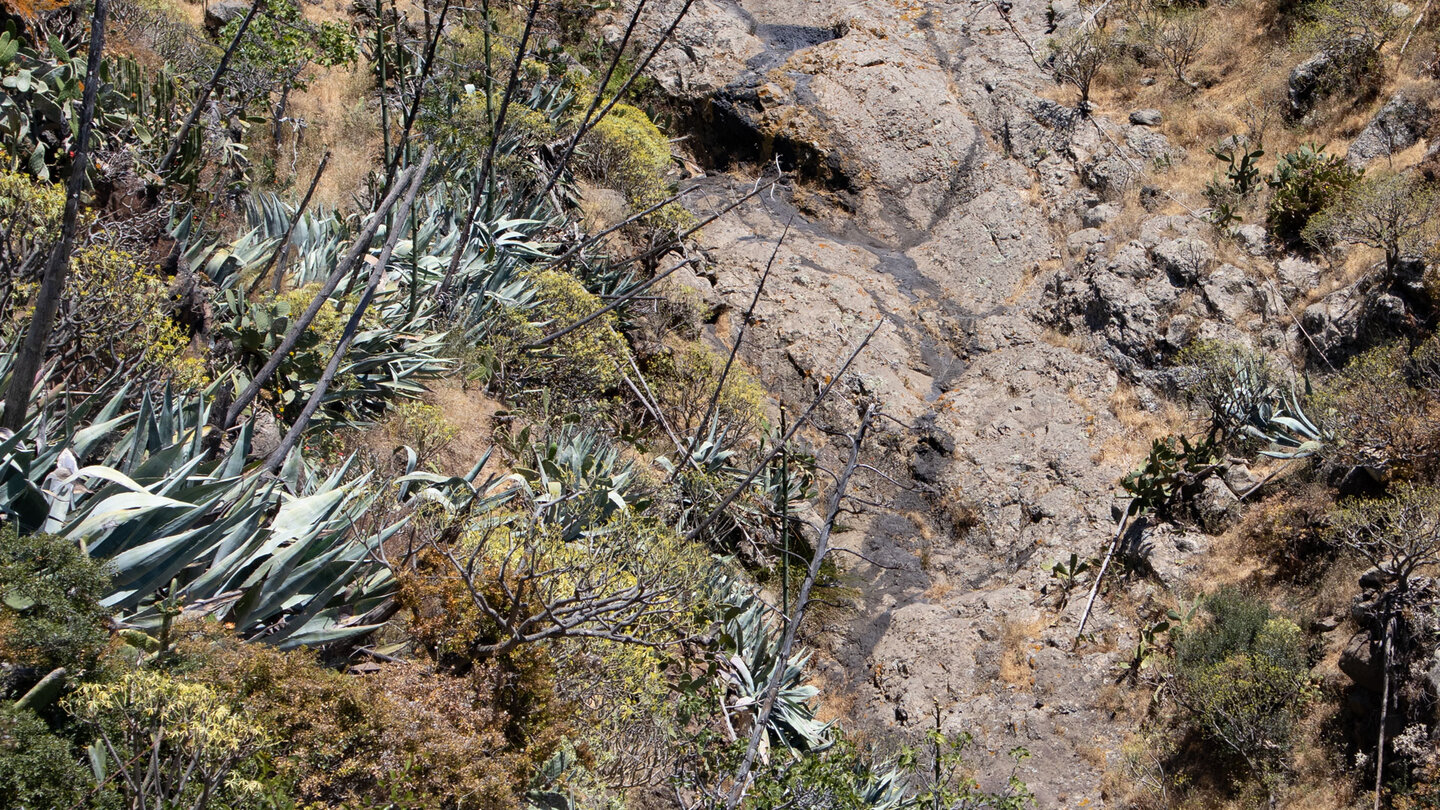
[0,704,93,810]
[1305,173,1440,276]
[1314,345,1439,475]
[496,268,630,397]
[0,162,63,275]
[68,669,278,810]
[0,527,111,680]
[579,102,689,231]
[177,626,536,809]
[1173,591,1313,792]
[1266,144,1362,245]
[650,342,767,444]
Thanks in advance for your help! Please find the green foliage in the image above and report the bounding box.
[0,162,62,270]
[1173,591,1313,787]
[1122,434,1218,514]
[1314,345,1437,474]
[1329,482,1440,587]
[513,425,646,541]
[579,102,690,231]
[224,0,358,92]
[717,590,831,753]
[69,669,278,809]
[650,342,767,443]
[1208,142,1265,197]
[1304,172,1440,274]
[220,283,368,417]
[1266,144,1362,245]
[177,626,536,809]
[0,384,415,648]
[497,268,630,397]
[0,528,111,679]
[0,704,93,810]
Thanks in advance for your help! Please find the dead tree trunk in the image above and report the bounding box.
[2,0,108,431]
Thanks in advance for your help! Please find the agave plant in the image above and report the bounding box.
[1213,357,1330,459]
[716,589,832,755]
[513,425,645,541]
[0,374,486,648]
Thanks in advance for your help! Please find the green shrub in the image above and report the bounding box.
[175,623,539,809]
[1266,144,1362,245]
[1173,591,1313,792]
[496,269,630,397]
[580,102,691,232]
[650,342,767,443]
[0,704,94,810]
[0,528,111,681]
[1314,345,1439,476]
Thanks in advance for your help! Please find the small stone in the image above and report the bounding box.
[1129,109,1163,127]
[1311,615,1341,633]
[1232,224,1268,256]
[1139,76,1157,86]
[1081,202,1121,229]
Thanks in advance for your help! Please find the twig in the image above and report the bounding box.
[685,321,882,544]
[248,150,330,297]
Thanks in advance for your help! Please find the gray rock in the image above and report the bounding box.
[1311,615,1341,633]
[1233,224,1268,256]
[1107,242,1155,279]
[1347,92,1432,166]
[204,0,251,31]
[1151,237,1215,284]
[1339,631,1383,691]
[1066,228,1108,256]
[1288,50,1336,118]
[1201,263,1260,324]
[1276,256,1321,299]
[1081,203,1121,229]
[1129,109,1163,127]
[1194,476,1239,534]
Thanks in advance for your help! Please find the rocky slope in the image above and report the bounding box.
[609,0,1245,803]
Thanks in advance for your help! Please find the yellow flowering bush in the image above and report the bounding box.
[651,341,768,442]
[580,102,692,232]
[68,670,273,808]
[496,268,630,396]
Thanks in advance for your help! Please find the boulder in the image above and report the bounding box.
[1193,476,1240,534]
[204,0,251,32]
[1339,631,1384,691]
[1152,236,1215,285]
[1347,92,1432,166]
[1081,202,1121,229]
[1287,50,1335,118]
[1232,224,1268,256]
[1129,109,1163,127]
[1200,263,1260,324]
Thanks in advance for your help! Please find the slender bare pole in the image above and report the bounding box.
[724,403,875,809]
[245,150,330,297]
[157,0,263,177]
[264,148,433,472]
[222,166,416,430]
[2,0,107,431]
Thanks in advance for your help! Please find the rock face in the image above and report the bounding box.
[1347,92,1433,166]
[1288,50,1336,118]
[629,0,1252,801]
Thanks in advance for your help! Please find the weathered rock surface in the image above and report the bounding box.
[627,0,1261,801]
[1347,92,1433,166]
